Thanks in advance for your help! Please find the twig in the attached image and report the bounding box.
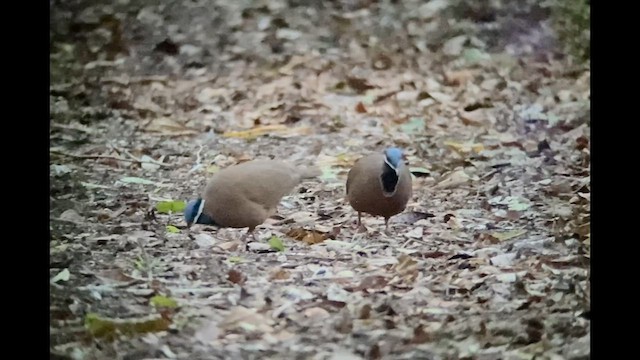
[51,149,172,168]
[121,148,171,167]
[195,144,204,165]
[50,150,140,164]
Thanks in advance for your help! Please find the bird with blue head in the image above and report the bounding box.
[346,147,412,233]
[184,158,320,246]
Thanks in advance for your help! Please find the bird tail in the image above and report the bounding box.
[297,165,322,180]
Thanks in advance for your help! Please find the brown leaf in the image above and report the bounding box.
[223,124,311,140]
[411,324,431,344]
[346,76,376,93]
[359,304,372,319]
[286,228,327,245]
[355,102,367,113]
[94,269,136,285]
[334,308,353,334]
[459,108,489,126]
[269,268,291,280]
[354,275,389,292]
[371,53,392,70]
[227,269,245,285]
[392,255,419,284]
[434,169,471,189]
[444,69,476,86]
[144,117,198,136]
[219,306,274,334]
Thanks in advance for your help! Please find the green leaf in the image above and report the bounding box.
[228,256,244,264]
[50,268,70,283]
[156,200,187,214]
[119,177,156,185]
[150,295,178,308]
[400,117,425,134]
[268,236,285,252]
[320,165,339,181]
[84,312,171,340]
[507,197,532,211]
[463,48,490,64]
[166,225,180,233]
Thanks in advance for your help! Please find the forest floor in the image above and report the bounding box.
[50,1,590,359]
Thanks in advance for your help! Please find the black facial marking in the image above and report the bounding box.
[381,162,399,194]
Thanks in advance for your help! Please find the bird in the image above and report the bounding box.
[184,159,320,245]
[346,147,412,233]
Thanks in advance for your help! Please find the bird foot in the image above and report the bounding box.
[357,224,368,233]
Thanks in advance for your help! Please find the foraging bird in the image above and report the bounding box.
[346,147,412,232]
[185,159,320,243]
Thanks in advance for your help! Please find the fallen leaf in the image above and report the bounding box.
[51,268,70,283]
[51,164,72,176]
[283,286,315,302]
[463,48,490,64]
[327,283,350,303]
[459,108,489,126]
[320,165,340,180]
[194,233,216,248]
[495,273,518,283]
[145,117,198,136]
[59,209,84,223]
[268,236,285,252]
[166,225,180,233]
[409,167,430,177]
[490,253,517,267]
[269,268,290,280]
[346,76,376,93]
[194,319,220,343]
[400,117,425,134]
[140,155,162,171]
[435,169,471,189]
[444,69,476,86]
[443,141,485,155]
[354,275,388,292]
[392,254,419,283]
[228,256,244,264]
[392,211,435,225]
[223,124,310,139]
[81,182,112,189]
[490,230,527,242]
[118,177,157,185]
[150,295,178,308]
[355,102,367,113]
[227,269,245,285]
[220,306,274,334]
[405,227,423,239]
[84,313,171,340]
[303,307,331,321]
[286,228,327,245]
[443,35,467,56]
[156,200,187,214]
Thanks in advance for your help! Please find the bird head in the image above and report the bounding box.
[383,147,404,174]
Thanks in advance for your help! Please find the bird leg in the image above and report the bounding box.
[239,227,257,251]
[384,217,391,236]
[356,212,368,233]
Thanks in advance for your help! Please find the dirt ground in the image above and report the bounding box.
[50,1,590,359]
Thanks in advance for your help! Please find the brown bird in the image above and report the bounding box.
[346,147,412,233]
[185,159,320,243]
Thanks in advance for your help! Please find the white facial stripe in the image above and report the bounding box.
[384,156,399,173]
[194,199,206,223]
